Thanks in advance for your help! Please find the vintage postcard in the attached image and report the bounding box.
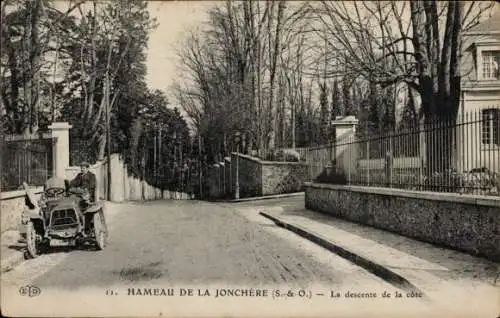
[1,0,499,317]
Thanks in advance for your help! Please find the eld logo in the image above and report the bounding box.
[19,285,41,297]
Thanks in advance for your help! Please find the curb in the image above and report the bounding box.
[227,192,304,203]
[1,250,25,274]
[1,230,26,273]
[259,211,427,297]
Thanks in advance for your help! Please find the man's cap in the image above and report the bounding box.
[80,161,90,168]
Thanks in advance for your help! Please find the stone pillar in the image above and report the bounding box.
[331,116,359,141]
[330,116,359,174]
[48,122,72,178]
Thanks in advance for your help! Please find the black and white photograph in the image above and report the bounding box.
[0,0,499,317]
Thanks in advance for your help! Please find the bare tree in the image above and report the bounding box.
[312,0,496,174]
[173,1,317,160]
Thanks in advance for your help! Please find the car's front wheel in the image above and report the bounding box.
[93,211,106,250]
[25,221,39,258]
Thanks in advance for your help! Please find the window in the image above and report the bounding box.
[482,51,500,79]
[482,108,500,146]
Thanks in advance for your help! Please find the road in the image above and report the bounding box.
[1,198,423,317]
[2,198,389,288]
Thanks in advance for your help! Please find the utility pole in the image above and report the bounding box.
[198,133,202,200]
[153,123,157,183]
[234,131,240,199]
[105,74,111,201]
[158,124,162,183]
[179,138,183,194]
[172,131,177,198]
[324,25,331,161]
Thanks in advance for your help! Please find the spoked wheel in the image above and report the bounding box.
[25,221,39,258]
[93,211,106,250]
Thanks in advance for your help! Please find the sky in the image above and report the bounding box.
[43,0,215,124]
[49,1,215,104]
[145,1,216,97]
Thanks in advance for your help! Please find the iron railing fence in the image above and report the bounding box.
[304,107,500,196]
[1,135,56,191]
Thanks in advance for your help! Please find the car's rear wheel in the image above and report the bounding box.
[93,211,106,250]
[25,221,39,258]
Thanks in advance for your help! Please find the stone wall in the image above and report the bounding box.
[305,182,500,262]
[262,162,309,195]
[231,153,262,198]
[205,153,309,199]
[1,187,43,233]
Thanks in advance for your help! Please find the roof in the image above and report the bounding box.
[465,9,500,35]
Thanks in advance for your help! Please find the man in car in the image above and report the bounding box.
[70,161,97,202]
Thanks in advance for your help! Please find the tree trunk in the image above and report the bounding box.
[22,0,41,135]
[256,8,263,157]
[83,2,98,137]
[7,46,20,132]
[291,99,296,149]
[424,113,456,191]
[280,72,286,148]
[267,1,276,150]
[412,1,462,185]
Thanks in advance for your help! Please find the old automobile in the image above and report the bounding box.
[21,177,108,258]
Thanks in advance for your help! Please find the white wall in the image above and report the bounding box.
[66,154,191,202]
[457,90,500,173]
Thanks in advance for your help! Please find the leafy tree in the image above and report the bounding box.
[132,90,191,190]
[379,85,396,132]
[295,86,321,147]
[367,81,380,132]
[330,79,342,120]
[61,1,157,164]
[342,77,352,116]
[1,0,81,134]
[319,81,329,144]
